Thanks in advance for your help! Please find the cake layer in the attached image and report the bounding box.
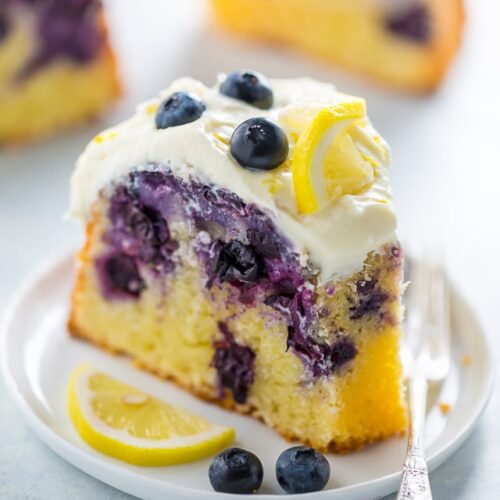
[211,0,464,92]
[69,168,407,452]
[0,0,120,143]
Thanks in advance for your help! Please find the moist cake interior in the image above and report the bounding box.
[70,167,406,452]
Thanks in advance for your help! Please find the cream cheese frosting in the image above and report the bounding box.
[69,76,397,282]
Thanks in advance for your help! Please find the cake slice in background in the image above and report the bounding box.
[210,0,464,92]
[68,71,407,452]
[0,0,120,144]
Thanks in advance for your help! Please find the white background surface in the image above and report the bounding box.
[0,0,499,498]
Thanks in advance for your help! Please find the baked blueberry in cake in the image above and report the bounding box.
[211,0,465,92]
[0,0,120,144]
[68,71,407,452]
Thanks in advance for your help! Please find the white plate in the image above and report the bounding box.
[1,254,493,500]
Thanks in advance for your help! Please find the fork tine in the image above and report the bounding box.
[404,253,451,380]
[397,254,451,500]
[405,258,431,348]
[428,261,451,376]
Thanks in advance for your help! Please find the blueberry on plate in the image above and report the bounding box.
[155,91,205,129]
[230,117,289,171]
[220,70,273,109]
[209,447,264,494]
[276,446,330,494]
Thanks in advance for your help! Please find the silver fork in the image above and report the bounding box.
[397,257,451,500]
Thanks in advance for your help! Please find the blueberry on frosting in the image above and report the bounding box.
[230,117,289,171]
[220,70,273,110]
[155,91,206,129]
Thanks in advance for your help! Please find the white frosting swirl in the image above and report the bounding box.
[69,76,397,282]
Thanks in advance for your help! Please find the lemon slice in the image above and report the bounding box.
[291,101,377,214]
[68,364,235,466]
[279,93,362,137]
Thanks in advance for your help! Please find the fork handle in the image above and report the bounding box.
[397,376,432,500]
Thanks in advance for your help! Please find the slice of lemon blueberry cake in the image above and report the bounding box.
[0,0,120,144]
[68,71,406,452]
[211,0,464,92]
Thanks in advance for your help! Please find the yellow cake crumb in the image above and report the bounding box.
[439,402,451,414]
[462,355,472,366]
[68,201,407,453]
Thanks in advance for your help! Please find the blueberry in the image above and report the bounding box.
[230,117,289,171]
[125,205,170,247]
[329,338,358,368]
[0,15,9,44]
[247,227,280,258]
[220,70,273,109]
[276,446,330,494]
[212,322,256,404]
[209,447,263,494]
[385,4,431,43]
[155,92,206,129]
[215,240,264,284]
[349,279,389,319]
[101,253,145,298]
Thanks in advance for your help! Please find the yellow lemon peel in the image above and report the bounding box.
[68,364,235,466]
[291,101,381,214]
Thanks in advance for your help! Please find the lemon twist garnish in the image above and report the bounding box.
[68,364,235,466]
[290,101,378,214]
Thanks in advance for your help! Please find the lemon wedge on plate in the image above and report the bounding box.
[68,364,235,466]
[290,101,378,215]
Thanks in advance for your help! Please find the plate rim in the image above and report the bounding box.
[1,253,495,500]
